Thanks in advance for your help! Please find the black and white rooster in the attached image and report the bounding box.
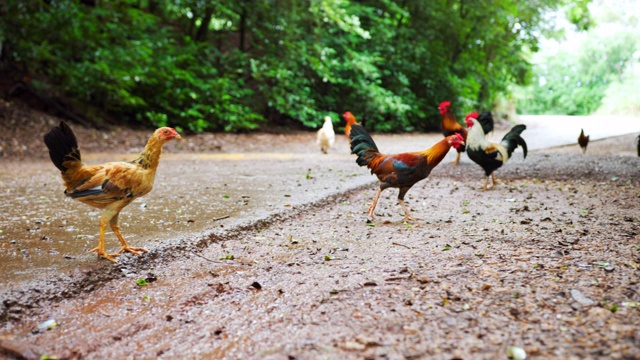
[464,112,527,190]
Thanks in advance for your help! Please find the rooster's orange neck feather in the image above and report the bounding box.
[420,137,453,166]
[442,111,463,131]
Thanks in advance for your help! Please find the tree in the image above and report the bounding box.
[1,0,568,132]
[515,0,639,115]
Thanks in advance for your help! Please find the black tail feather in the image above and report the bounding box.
[501,124,527,159]
[349,124,379,167]
[477,112,494,135]
[43,121,81,172]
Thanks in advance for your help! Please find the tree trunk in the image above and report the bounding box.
[239,3,248,51]
[195,6,214,42]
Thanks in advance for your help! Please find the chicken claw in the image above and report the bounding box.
[482,173,498,190]
[118,246,148,256]
[404,215,423,222]
[90,247,120,263]
[399,199,422,222]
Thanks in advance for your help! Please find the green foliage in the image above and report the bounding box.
[565,0,594,31]
[1,0,567,132]
[515,7,639,116]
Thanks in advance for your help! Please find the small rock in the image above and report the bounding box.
[507,346,526,360]
[403,326,419,335]
[355,335,379,346]
[587,307,610,319]
[37,319,57,331]
[341,341,365,351]
[571,289,595,306]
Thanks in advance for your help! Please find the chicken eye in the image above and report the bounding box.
[163,129,169,134]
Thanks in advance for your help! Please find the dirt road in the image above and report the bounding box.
[0,103,639,359]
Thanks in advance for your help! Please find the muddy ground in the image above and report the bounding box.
[1,100,640,359]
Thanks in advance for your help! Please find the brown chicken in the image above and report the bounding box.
[439,100,467,164]
[343,111,359,137]
[350,124,465,221]
[578,128,589,153]
[43,122,181,263]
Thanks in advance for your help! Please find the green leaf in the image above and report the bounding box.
[136,279,148,287]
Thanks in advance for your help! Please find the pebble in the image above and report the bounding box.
[570,289,595,306]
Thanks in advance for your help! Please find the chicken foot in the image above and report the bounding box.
[367,188,382,219]
[398,187,422,221]
[398,199,422,222]
[90,209,147,263]
[452,152,461,164]
[90,212,121,263]
[110,213,148,256]
[482,173,499,190]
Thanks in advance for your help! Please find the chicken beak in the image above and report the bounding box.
[174,134,182,140]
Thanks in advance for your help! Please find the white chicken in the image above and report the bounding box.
[317,116,335,154]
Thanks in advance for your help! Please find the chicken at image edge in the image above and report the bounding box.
[464,112,527,190]
[349,124,465,221]
[578,128,590,154]
[43,122,182,263]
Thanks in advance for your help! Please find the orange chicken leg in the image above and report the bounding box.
[110,213,147,256]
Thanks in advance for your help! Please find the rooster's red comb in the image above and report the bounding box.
[465,112,479,121]
[439,101,451,108]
